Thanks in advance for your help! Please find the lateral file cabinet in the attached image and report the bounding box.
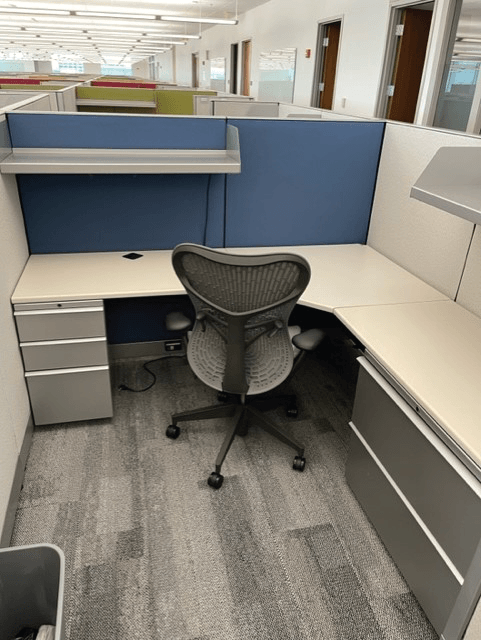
[14,300,113,425]
[346,357,480,637]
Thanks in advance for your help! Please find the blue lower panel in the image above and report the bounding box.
[225,119,385,247]
[105,296,193,344]
[18,173,225,252]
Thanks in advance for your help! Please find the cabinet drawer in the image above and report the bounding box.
[346,427,461,635]
[15,305,105,342]
[352,358,480,577]
[26,366,113,425]
[20,337,108,371]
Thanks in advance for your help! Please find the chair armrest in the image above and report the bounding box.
[292,328,326,351]
[166,311,192,332]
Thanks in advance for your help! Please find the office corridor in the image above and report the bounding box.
[10,344,437,640]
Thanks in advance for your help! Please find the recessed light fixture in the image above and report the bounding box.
[75,11,156,20]
[160,15,237,25]
[0,7,71,15]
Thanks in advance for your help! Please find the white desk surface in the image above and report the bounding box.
[337,300,481,467]
[12,243,479,469]
[11,244,448,308]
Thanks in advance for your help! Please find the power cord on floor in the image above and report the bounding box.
[118,351,187,393]
[118,357,163,393]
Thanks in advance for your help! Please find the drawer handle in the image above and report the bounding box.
[20,337,106,347]
[15,307,103,316]
[26,365,109,377]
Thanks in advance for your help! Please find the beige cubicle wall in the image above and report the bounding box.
[0,92,56,113]
[367,123,481,315]
[0,117,31,545]
[457,226,481,317]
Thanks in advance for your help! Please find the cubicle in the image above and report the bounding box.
[76,86,217,115]
[0,108,480,639]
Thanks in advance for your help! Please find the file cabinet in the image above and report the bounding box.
[14,300,113,425]
[346,356,481,636]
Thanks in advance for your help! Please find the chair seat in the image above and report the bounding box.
[188,321,295,395]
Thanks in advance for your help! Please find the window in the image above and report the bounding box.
[432,0,481,132]
[52,60,84,74]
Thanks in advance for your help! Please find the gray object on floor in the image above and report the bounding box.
[0,544,64,640]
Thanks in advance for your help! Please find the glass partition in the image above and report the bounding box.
[258,48,296,102]
[433,0,481,132]
[210,57,226,92]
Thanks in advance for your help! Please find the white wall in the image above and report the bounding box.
[0,162,30,541]
[171,0,396,116]
[153,50,175,84]
[34,60,52,74]
[131,59,150,79]
[168,0,467,122]
[83,63,102,75]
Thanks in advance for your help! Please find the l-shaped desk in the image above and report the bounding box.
[11,242,481,637]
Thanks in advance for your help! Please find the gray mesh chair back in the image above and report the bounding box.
[172,244,311,397]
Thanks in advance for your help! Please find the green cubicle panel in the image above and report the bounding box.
[155,90,216,115]
[76,86,156,102]
[75,86,157,114]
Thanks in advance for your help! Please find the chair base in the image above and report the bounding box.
[167,397,305,489]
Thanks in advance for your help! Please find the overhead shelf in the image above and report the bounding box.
[76,99,156,108]
[0,147,241,174]
[0,124,241,175]
[410,146,481,225]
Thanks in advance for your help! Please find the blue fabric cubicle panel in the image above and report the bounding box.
[18,173,225,252]
[7,113,226,149]
[225,119,385,247]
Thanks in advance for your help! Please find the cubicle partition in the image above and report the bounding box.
[224,118,384,247]
[5,111,385,343]
[6,113,228,252]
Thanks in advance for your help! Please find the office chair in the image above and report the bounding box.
[165,243,324,489]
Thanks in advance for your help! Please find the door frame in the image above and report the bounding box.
[311,15,344,108]
[241,38,252,96]
[376,0,435,120]
[192,52,199,88]
[230,42,239,94]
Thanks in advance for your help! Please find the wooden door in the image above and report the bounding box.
[319,21,341,109]
[241,39,251,96]
[386,8,433,122]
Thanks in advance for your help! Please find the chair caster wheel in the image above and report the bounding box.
[217,391,230,402]
[166,424,180,439]
[208,472,224,489]
[286,406,298,418]
[293,456,306,472]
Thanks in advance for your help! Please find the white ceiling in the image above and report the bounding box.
[0,0,270,65]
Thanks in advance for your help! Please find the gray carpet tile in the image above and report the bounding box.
[10,347,438,640]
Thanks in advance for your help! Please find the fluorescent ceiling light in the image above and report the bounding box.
[75,11,156,20]
[160,16,237,25]
[139,39,185,45]
[0,7,70,15]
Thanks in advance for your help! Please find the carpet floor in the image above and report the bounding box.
[10,344,437,640]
